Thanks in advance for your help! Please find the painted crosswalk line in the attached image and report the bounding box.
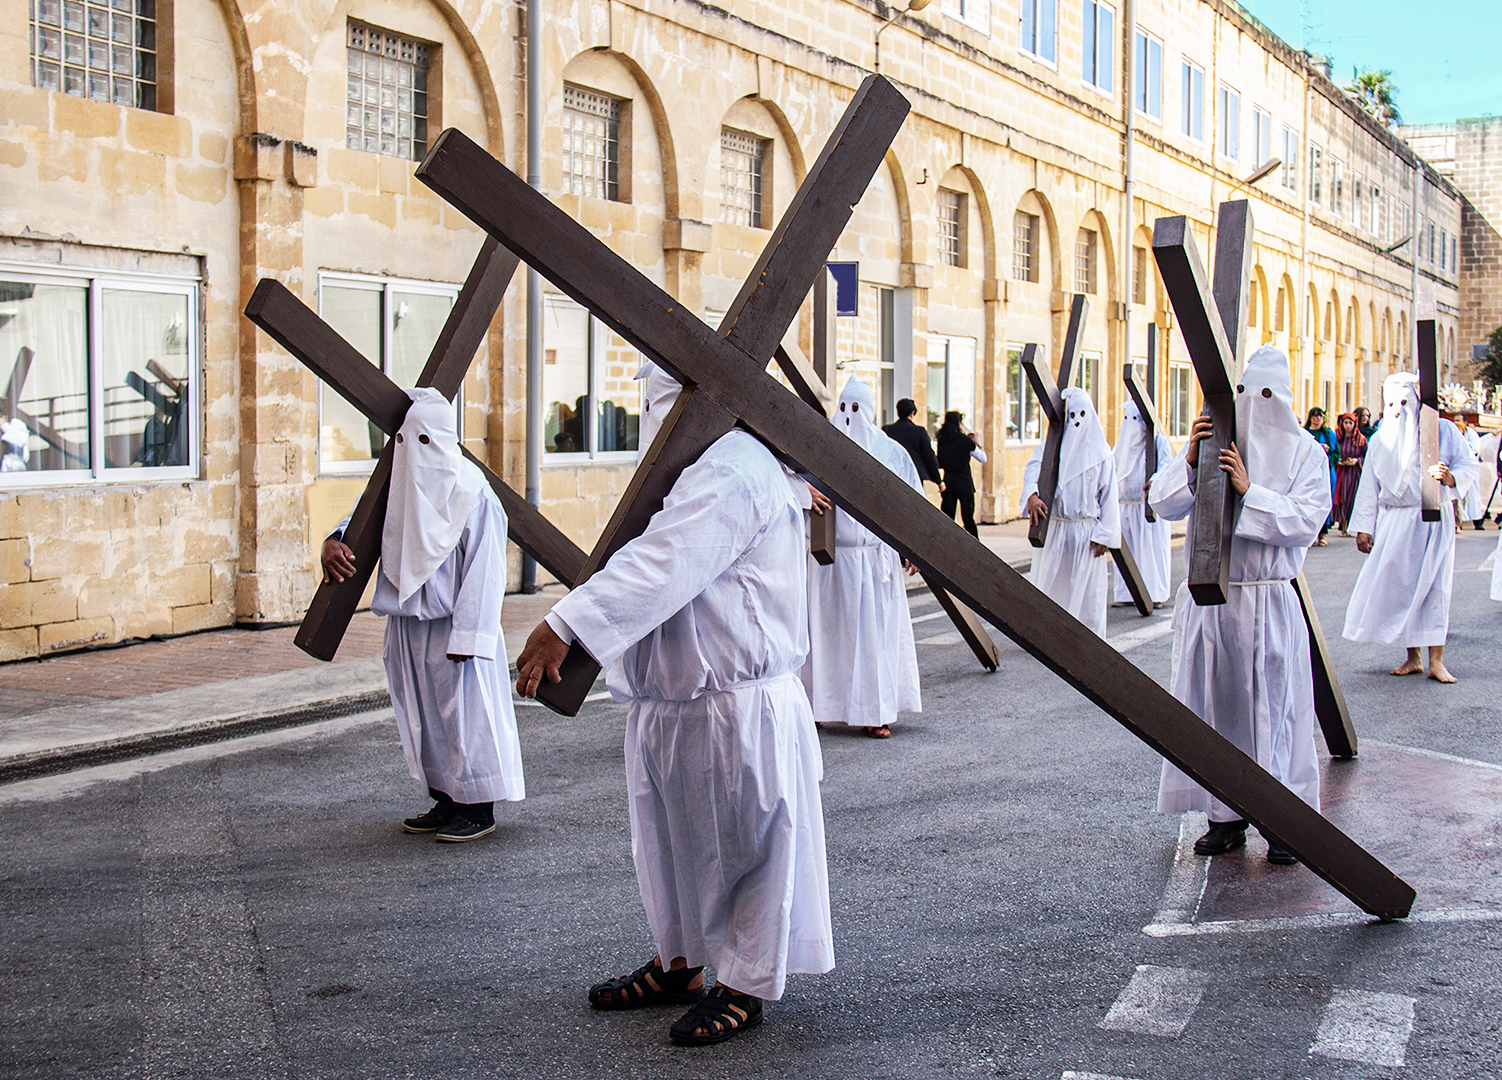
[1098,965,1210,1037]
[1310,989,1417,1067]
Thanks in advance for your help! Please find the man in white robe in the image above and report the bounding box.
[514,363,832,1046]
[1021,387,1121,637]
[1342,373,1479,682]
[1458,422,1484,525]
[801,377,921,739]
[322,388,524,842]
[1111,400,1174,607]
[1151,345,1328,865]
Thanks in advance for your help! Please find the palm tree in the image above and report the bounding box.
[1347,67,1401,127]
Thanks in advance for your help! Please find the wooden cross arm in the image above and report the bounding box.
[417,130,1412,920]
[1019,344,1060,426]
[1122,364,1162,437]
[773,341,833,417]
[1417,319,1442,522]
[1152,216,1236,397]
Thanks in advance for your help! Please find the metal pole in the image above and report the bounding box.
[522,0,543,593]
[1121,0,1136,428]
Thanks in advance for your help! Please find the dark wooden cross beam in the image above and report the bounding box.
[1416,319,1442,522]
[1020,308,1152,618]
[1152,202,1252,606]
[1123,345,1161,524]
[1291,572,1358,759]
[1020,294,1086,549]
[415,83,1413,920]
[244,239,587,659]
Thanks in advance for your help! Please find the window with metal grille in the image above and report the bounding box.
[30,0,157,110]
[1074,228,1097,294]
[346,22,430,161]
[563,84,622,201]
[720,129,765,228]
[938,189,965,267]
[1013,212,1038,282]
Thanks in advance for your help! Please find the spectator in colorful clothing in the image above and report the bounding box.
[1304,407,1339,546]
[1333,412,1367,537]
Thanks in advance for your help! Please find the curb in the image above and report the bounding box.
[0,690,393,786]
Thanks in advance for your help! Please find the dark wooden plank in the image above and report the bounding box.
[420,237,520,399]
[1417,319,1442,522]
[920,572,999,670]
[812,267,836,386]
[1123,362,1161,523]
[1019,298,1087,548]
[535,388,739,715]
[5,346,33,415]
[1211,201,1252,373]
[420,131,1414,920]
[773,342,832,417]
[1110,542,1153,617]
[1152,214,1240,606]
[1291,572,1358,759]
[809,503,836,566]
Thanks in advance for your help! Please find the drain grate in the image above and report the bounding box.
[0,690,392,786]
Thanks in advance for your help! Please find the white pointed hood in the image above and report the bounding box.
[1058,386,1111,487]
[1367,372,1421,501]
[382,387,486,603]
[1113,400,1147,474]
[835,376,881,455]
[635,361,683,464]
[1234,344,1307,495]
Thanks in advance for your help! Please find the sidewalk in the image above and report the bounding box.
[0,523,1038,782]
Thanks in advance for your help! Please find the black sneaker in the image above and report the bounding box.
[435,814,496,843]
[1193,820,1248,856]
[401,802,458,834]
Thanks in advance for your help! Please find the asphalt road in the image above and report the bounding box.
[2,529,1499,1079]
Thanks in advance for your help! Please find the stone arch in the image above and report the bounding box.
[208,0,256,135]
[939,164,996,280]
[1248,264,1271,341]
[557,49,677,218]
[1077,208,1116,303]
[1132,224,1156,314]
[1017,188,1061,293]
[1277,272,1296,336]
[750,96,808,186]
[884,149,915,266]
[713,96,801,229]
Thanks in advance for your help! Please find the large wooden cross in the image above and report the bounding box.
[404,75,1410,919]
[1151,202,1356,760]
[1416,318,1442,522]
[1122,324,1160,525]
[245,239,588,658]
[1019,300,1153,617]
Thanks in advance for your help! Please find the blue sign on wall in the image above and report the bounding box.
[826,261,859,317]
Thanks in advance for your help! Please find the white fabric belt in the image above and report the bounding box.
[712,671,800,694]
[1050,515,1098,524]
[1119,498,1145,505]
[1228,579,1288,587]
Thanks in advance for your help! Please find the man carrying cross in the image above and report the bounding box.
[514,363,833,1045]
[802,376,922,739]
[322,388,525,841]
[1021,387,1120,636]
[1150,345,1329,863]
[1342,371,1478,682]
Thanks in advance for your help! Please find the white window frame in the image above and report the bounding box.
[1330,158,1343,216]
[1309,144,1323,204]
[1216,83,1239,161]
[941,0,991,35]
[316,270,461,476]
[1352,172,1363,228]
[1019,0,1057,66]
[1133,29,1162,121]
[1168,361,1193,437]
[1281,125,1298,190]
[1072,351,1102,412]
[0,260,201,489]
[541,294,640,466]
[1252,106,1271,166]
[1080,0,1115,96]
[1180,59,1204,142]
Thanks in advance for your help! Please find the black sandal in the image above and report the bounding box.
[669,985,763,1045]
[588,959,705,1010]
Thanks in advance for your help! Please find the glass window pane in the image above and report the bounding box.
[0,281,91,474]
[593,328,640,454]
[543,300,590,454]
[320,285,382,465]
[100,288,190,468]
[389,290,452,389]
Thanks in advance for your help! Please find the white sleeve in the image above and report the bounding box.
[1019,444,1044,511]
[1090,456,1122,548]
[970,446,988,464]
[1235,446,1330,548]
[1441,420,1481,499]
[543,609,575,646]
[1148,444,1196,521]
[445,497,506,661]
[1348,465,1380,535]
[331,513,353,540]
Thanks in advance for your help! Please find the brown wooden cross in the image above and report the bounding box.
[244,239,588,659]
[1122,328,1160,525]
[1151,202,1356,759]
[1151,201,1250,606]
[412,75,1411,919]
[1416,318,1442,522]
[1020,300,1153,617]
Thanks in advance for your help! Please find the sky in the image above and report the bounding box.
[1236,0,1501,126]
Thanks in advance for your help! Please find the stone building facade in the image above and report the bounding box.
[0,0,1466,658]
[1402,116,1502,367]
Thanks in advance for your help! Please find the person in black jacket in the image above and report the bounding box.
[882,399,943,488]
[936,410,985,537]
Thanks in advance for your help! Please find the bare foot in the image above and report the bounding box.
[1389,659,1424,676]
[865,724,892,739]
[1428,663,1457,683]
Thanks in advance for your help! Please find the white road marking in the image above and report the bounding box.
[1143,907,1502,937]
[1310,989,1416,1067]
[512,689,613,710]
[916,631,965,646]
[910,610,949,624]
[1098,965,1210,1037]
[1478,550,1494,572]
[1365,738,1502,773]
[1152,812,1209,925]
[1106,619,1175,653]
[1062,1072,1142,1080]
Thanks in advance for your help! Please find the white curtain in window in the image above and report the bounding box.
[0,281,89,472]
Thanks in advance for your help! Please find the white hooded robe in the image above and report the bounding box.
[1152,345,1328,822]
[544,364,832,1002]
[349,388,524,805]
[801,377,922,728]
[1459,425,1484,521]
[1342,373,1479,647]
[1020,387,1121,637]
[1111,401,1174,605]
